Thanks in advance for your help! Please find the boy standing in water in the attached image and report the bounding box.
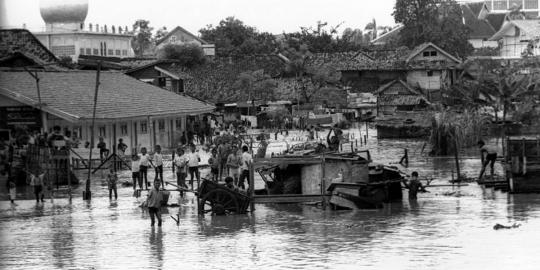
[146,180,163,227]
[153,145,164,188]
[131,154,141,190]
[29,170,46,203]
[173,147,189,196]
[478,140,497,181]
[139,147,151,189]
[7,177,16,204]
[403,171,426,200]
[187,145,200,190]
[106,168,118,200]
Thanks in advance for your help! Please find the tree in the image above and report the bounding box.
[154,26,169,43]
[393,0,473,58]
[131,19,153,57]
[283,44,341,103]
[234,69,277,102]
[199,17,277,56]
[156,43,206,67]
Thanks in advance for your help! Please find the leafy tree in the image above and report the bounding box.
[156,43,206,67]
[393,0,473,58]
[199,17,277,56]
[341,28,364,45]
[234,69,277,102]
[154,26,169,43]
[131,19,154,57]
[283,44,341,103]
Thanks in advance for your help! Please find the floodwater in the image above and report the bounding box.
[1,124,540,269]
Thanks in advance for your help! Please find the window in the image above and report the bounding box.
[493,0,508,10]
[170,35,177,43]
[115,49,121,56]
[175,119,182,130]
[86,48,92,55]
[525,0,538,9]
[73,126,82,139]
[93,48,99,55]
[108,49,114,55]
[140,121,148,133]
[99,126,106,137]
[427,71,434,77]
[158,120,165,131]
[510,0,523,8]
[423,51,430,57]
[122,50,127,56]
[51,45,75,56]
[80,48,85,55]
[120,124,128,135]
[430,51,437,56]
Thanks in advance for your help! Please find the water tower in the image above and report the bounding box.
[40,0,88,32]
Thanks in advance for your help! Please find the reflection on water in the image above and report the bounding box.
[1,126,539,269]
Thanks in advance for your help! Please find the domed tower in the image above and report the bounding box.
[40,0,88,32]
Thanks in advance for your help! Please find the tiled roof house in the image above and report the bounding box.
[0,70,214,152]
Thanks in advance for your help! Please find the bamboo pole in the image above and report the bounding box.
[84,62,101,200]
[454,136,461,182]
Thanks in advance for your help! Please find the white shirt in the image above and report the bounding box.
[153,153,163,166]
[187,152,200,167]
[174,154,189,173]
[241,152,252,171]
[139,153,150,166]
[481,145,497,155]
[131,160,140,173]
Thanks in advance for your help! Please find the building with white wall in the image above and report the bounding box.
[33,0,134,61]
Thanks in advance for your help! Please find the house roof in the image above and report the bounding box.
[0,29,58,65]
[306,51,376,70]
[0,70,214,122]
[461,2,498,39]
[370,25,403,45]
[156,26,208,46]
[490,19,540,40]
[375,80,423,95]
[405,42,462,63]
[378,95,429,106]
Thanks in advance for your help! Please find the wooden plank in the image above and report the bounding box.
[252,194,329,203]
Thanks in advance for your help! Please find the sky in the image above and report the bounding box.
[1,0,400,35]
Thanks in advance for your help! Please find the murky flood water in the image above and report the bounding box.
[1,124,540,269]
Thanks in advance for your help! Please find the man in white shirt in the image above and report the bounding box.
[173,147,189,196]
[187,145,200,190]
[238,145,253,190]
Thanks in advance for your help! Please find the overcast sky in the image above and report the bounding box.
[2,0,402,35]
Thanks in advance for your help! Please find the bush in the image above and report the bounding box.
[157,42,206,67]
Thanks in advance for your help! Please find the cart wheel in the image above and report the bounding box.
[199,189,240,215]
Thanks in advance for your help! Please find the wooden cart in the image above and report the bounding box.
[197,180,251,215]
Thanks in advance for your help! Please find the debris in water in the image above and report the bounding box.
[493,223,521,230]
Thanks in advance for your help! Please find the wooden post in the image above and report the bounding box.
[321,153,326,210]
[249,163,255,213]
[454,137,461,182]
[84,62,101,200]
[365,121,369,138]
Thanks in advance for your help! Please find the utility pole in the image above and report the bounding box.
[84,62,102,200]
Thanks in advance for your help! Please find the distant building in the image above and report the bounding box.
[309,43,461,102]
[483,0,540,17]
[33,0,134,61]
[374,80,430,115]
[489,19,540,58]
[155,26,215,56]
